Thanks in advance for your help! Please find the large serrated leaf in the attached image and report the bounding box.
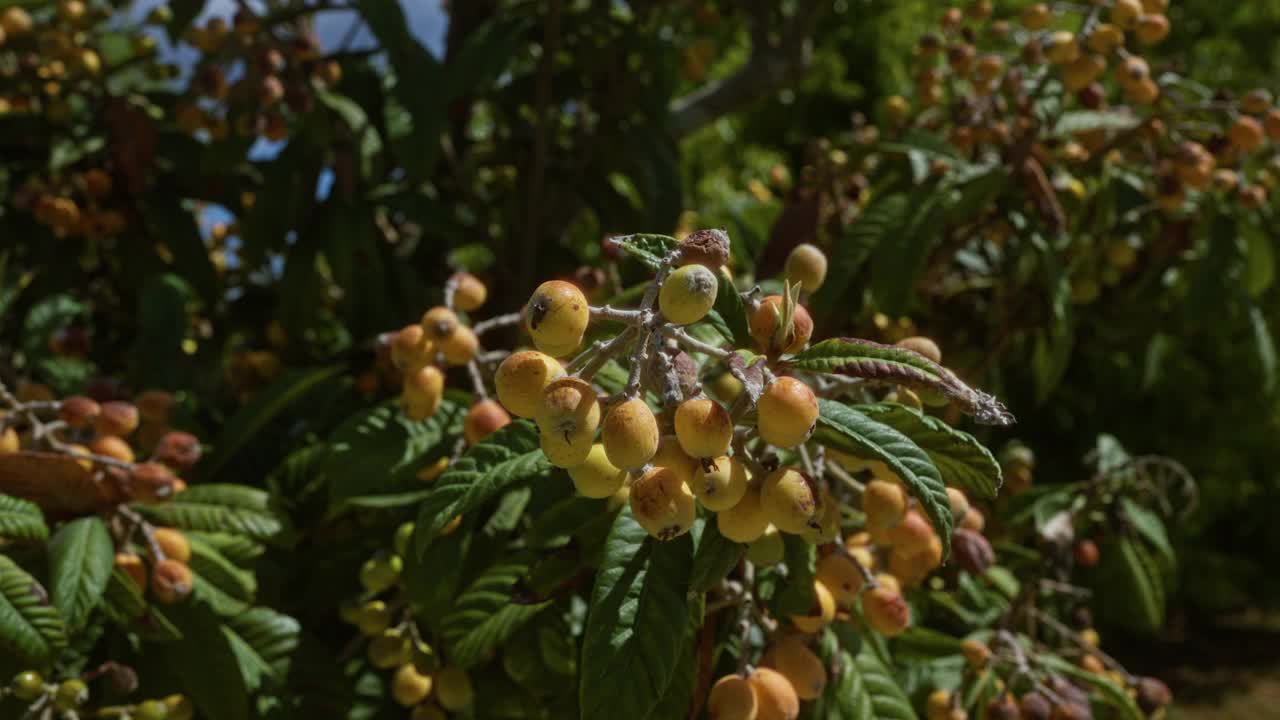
[48,516,114,630]
[0,493,47,541]
[689,518,745,594]
[712,270,750,345]
[442,553,551,670]
[188,536,256,617]
[100,568,146,627]
[154,601,250,720]
[645,630,696,719]
[609,233,680,270]
[135,484,285,541]
[579,505,693,720]
[870,187,944,315]
[325,399,464,513]
[814,400,953,557]
[412,421,551,557]
[1101,536,1165,633]
[788,339,1013,425]
[0,555,67,667]
[856,404,1002,499]
[224,606,301,692]
[812,635,918,719]
[813,194,909,323]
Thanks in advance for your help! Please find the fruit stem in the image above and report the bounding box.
[589,305,645,325]
[472,313,522,337]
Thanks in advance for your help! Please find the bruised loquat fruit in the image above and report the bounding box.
[756,377,818,448]
[536,377,600,468]
[524,280,589,357]
[602,398,659,470]
[420,306,460,344]
[863,583,910,637]
[816,552,866,607]
[151,559,193,603]
[692,456,748,511]
[567,444,627,498]
[96,401,140,437]
[630,467,696,540]
[761,468,818,534]
[495,350,565,418]
[674,396,733,458]
[659,263,719,325]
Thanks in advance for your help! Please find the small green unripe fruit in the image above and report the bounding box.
[393,522,415,557]
[863,480,907,528]
[692,456,748,511]
[135,699,170,720]
[748,667,800,720]
[535,377,600,467]
[673,397,732,458]
[11,671,44,701]
[53,679,88,711]
[748,296,813,355]
[718,486,770,543]
[630,467,696,541]
[659,263,718,325]
[401,365,445,421]
[790,580,836,632]
[359,554,402,593]
[391,663,433,707]
[601,398,659,470]
[756,377,818,448]
[784,243,828,293]
[524,280,589,357]
[651,434,699,485]
[711,371,744,402]
[434,666,474,711]
[495,350,565,418]
[707,674,758,720]
[567,444,627,498]
[355,600,392,636]
[761,468,818,535]
[746,524,784,565]
[770,635,826,700]
[163,694,194,720]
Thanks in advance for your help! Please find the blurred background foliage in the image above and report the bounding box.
[5,0,1280,697]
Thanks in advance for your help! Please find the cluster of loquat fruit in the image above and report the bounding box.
[2,667,193,720]
[338,519,475,720]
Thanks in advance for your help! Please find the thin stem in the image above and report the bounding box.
[590,305,645,325]
[665,327,734,361]
[472,313,522,336]
[466,361,489,399]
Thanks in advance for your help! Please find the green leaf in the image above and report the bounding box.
[100,568,146,627]
[130,273,196,391]
[891,627,965,660]
[772,535,818,616]
[712,269,749,345]
[579,505,693,720]
[813,193,909,324]
[855,404,1002,499]
[441,16,530,100]
[325,399,464,513]
[135,484,285,541]
[155,602,250,720]
[1110,536,1166,633]
[689,518,745,594]
[1244,224,1274,296]
[1119,498,1175,571]
[814,400,953,557]
[356,0,446,181]
[645,630,696,719]
[812,637,918,719]
[870,187,944,315]
[1249,303,1276,393]
[442,553,551,670]
[1040,654,1144,720]
[610,233,680,270]
[188,536,257,616]
[413,421,551,557]
[1050,110,1141,137]
[201,365,345,480]
[787,339,1013,425]
[0,494,47,541]
[0,554,67,667]
[48,516,114,630]
[224,607,301,692]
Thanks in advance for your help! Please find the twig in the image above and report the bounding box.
[472,313,522,336]
[466,361,488,399]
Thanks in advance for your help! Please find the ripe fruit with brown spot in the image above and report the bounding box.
[863,582,910,637]
[535,377,600,468]
[784,243,828,293]
[679,228,731,269]
[1073,538,1100,567]
[391,663,433,707]
[769,635,826,700]
[59,395,99,428]
[761,468,818,534]
[524,280,589,357]
[450,272,487,312]
[153,527,191,564]
[151,559,193,603]
[718,486,770,543]
[129,463,177,502]
[756,377,818,448]
[748,668,799,720]
[602,398,659,470]
[464,399,511,445]
[96,401,140,437]
[749,296,813,355]
[153,431,202,471]
[420,306,460,343]
[790,580,836,633]
[567,444,627,498]
[816,552,865,607]
[629,467,696,540]
[692,456,748,511]
[495,351,565,418]
[707,674,758,720]
[659,263,719,325]
[401,365,444,421]
[674,397,733,458]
